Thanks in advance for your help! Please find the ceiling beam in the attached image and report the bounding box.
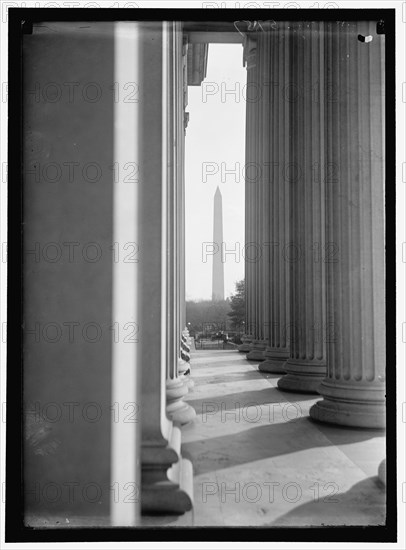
[187,31,243,44]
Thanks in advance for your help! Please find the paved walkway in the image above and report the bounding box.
[167,349,386,527]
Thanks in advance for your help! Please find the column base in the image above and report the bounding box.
[309,379,386,429]
[259,348,289,373]
[378,459,386,486]
[277,359,326,394]
[259,359,287,374]
[178,358,189,376]
[238,335,253,353]
[166,378,196,425]
[238,343,252,352]
[246,340,266,361]
[183,373,194,390]
[141,424,193,514]
[166,399,196,425]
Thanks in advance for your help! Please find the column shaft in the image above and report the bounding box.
[260,24,291,374]
[111,22,141,525]
[140,22,193,514]
[239,37,257,353]
[276,22,327,393]
[165,22,195,426]
[247,31,267,362]
[310,21,385,427]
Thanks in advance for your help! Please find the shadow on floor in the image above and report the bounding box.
[186,387,317,414]
[193,370,281,385]
[182,416,381,476]
[268,476,386,526]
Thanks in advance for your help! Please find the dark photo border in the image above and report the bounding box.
[6,6,397,544]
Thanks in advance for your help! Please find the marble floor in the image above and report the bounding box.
[145,348,386,527]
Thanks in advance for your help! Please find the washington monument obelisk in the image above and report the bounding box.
[212,186,225,301]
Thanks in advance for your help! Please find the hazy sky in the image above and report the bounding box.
[185,44,246,301]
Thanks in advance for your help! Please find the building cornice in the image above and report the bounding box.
[186,42,209,87]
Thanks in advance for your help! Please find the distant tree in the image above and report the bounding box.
[227,279,245,331]
[186,298,231,336]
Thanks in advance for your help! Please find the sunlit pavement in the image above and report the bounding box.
[158,348,386,527]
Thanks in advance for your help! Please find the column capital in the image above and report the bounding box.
[184,111,189,133]
[187,42,208,86]
[243,35,257,69]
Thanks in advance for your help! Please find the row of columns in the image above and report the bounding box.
[240,21,386,430]
[165,22,195,426]
[21,19,197,524]
[138,21,194,514]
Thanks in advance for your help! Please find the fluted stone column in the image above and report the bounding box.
[182,329,194,389]
[239,37,257,354]
[176,34,194,394]
[277,22,327,393]
[310,21,385,428]
[181,37,194,390]
[165,23,195,426]
[259,23,291,374]
[140,22,193,514]
[248,30,269,362]
[243,36,266,362]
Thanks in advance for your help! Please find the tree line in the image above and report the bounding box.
[186,279,245,337]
